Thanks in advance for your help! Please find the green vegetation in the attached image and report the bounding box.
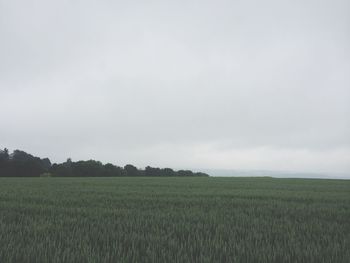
[0,148,208,177]
[0,177,349,262]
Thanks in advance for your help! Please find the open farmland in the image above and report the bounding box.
[0,177,349,263]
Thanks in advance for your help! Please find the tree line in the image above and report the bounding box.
[0,148,209,177]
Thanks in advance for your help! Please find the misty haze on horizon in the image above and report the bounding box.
[1,0,349,177]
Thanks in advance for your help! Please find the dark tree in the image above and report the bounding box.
[145,166,161,177]
[0,148,9,161]
[124,164,139,177]
[0,149,51,177]
[1,147,209,177]
[177,170,194,177]
[162,168,175,177]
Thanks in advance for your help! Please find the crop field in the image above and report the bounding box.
[0,177,349,263]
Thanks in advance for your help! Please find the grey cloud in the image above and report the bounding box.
[1,0,349,174]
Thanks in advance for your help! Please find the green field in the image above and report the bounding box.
[0,177,349,263]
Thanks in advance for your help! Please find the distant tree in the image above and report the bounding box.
[162,168,175,177]
[103,163,123,177]
[1,147,209,177]
[51,158,74,177]
[145,166,161,177]
[124,164,139,177]
[41,158,51,170]
[194,172,209,177]
[104,163,116,177]
[73,160,103,177]
[0,148,9,161]
[5,149,51,177]
[0,148,10,176]
[177,170,194,177]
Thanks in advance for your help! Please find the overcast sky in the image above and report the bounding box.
[1,0,349,175]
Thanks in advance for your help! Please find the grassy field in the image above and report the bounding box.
[0,177,349,263]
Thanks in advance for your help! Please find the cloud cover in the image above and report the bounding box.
[1,0,349,174]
